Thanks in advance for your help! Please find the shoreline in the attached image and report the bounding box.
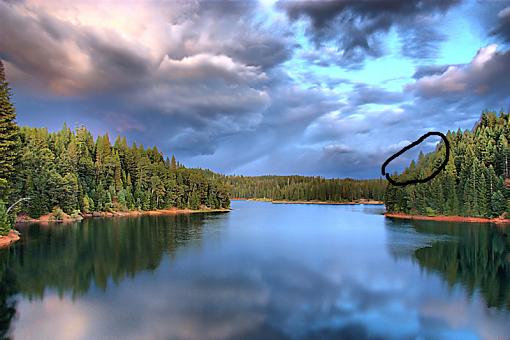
[16,207,231,225]
[3,207,230,248]
[385,212,510,224]
[231,198,383,205]
[0,230,21,248]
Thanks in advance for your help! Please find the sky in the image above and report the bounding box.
[1,0,510,178]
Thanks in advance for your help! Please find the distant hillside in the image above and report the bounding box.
[223,175,387,203]
[385,111,510,218]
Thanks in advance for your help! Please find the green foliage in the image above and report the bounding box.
[386,111,510,218]
[51,207,65,221]
[0,60,20,200]
[10,125,230,218]
[0,201,10,236]
[491,191,506,217]
[70,210,81,219]
[223,175,386,202]
[425,207,436,217]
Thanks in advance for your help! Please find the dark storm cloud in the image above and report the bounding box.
[81,33,151,79]
[0,1,157,94]
[0,0,295,161]
[278,0,460,65]
[225,36,293,70]
[492,6,510,43]
[195,0,258,16]
[0,0,289,93]
[399,23,447,60]
[4,0,504,178]
[0,2,71,88]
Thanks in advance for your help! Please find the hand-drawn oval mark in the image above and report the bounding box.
[381,131,450,187]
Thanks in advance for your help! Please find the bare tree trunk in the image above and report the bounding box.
[7,198,31,215]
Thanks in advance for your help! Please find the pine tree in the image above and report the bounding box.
[491,191,506,217]
[0,60,19,200]
[386,110,510,218]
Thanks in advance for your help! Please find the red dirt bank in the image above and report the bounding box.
[4,207,230,248]
[17,207,230,224]
[385,212,510,224]
[0,230,20,248]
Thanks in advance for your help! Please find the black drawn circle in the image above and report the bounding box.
[381,131,450,187]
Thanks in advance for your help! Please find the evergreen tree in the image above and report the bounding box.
[9,125,230,218]
[386,110,510,218]
[224,175,386,202]
[0,60,19,200]
[491,191,506,217]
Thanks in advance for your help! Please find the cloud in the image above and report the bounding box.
[407,44,510,100]
[2,0,507,178]
[0,0,292,161]
[323,143,352,154]
[412,64,452,79]
[350,84,405,106]
[278,0,460,65]
[398,20,447,60]
[492,6,510,43]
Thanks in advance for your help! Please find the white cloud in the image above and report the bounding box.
[407,44,510,98]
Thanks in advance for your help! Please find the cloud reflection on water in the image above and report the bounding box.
[8,202,510,339]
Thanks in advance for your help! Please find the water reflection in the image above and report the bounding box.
[3,202,510,339]
[387,218,510,310]
[0,213,223,337]
[0,250,17,339]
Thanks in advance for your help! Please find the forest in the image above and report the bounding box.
[385,111,510,218]
[0,60,229,236]
[10,126,230,217]
[224,175,386,202]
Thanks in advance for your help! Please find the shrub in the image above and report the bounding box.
[425,207,436,217]
[52,207,65,221]
[70,210,82,219]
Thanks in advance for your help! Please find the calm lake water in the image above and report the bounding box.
[1,200,510,339]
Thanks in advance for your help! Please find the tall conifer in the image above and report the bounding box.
[0,60,19,200]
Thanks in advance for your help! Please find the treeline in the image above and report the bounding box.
[10,125,230,218]
[0,60,229,227]
[385,111,510,218]
[223,175,387,202]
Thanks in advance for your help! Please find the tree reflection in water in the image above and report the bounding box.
[388,219,510,310]
[0,213,220,337]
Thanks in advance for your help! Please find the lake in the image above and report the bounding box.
[1,200,510,339]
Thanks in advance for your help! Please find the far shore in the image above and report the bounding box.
[385,212,510,224]
[231,198,384,205]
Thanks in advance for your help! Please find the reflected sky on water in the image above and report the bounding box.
[1,201,509,339]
